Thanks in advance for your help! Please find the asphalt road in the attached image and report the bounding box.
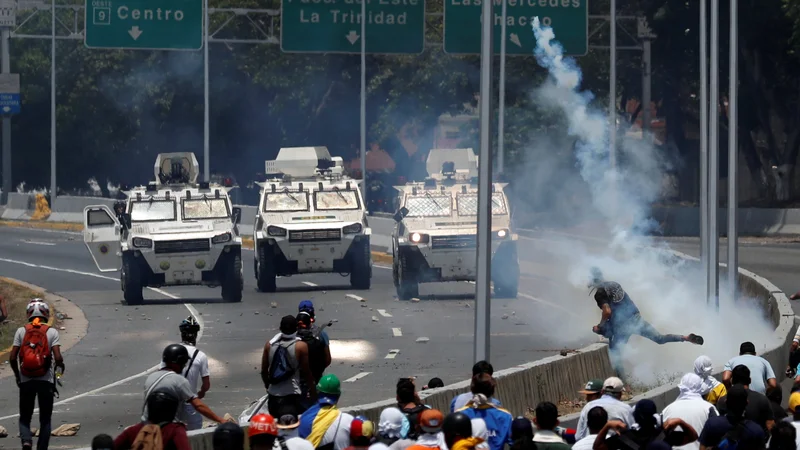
[0,226,597,448]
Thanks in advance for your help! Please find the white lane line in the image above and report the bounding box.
[392,328,402,337]
[345,294,364,302]
[384,349,400,359]
[302,281,318,287]
[374,265,392,270]
[377,309,392,317]
[0,256,203,421]
[23,240,56,246]
[344,372,371,382]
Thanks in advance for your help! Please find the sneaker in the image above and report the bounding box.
[22,441,32,450]
[688,334,704,345]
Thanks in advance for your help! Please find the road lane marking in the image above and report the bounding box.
[345,294,364,302]
[344,372,371,382]
[385,349,400,359]
[0,256,204,421]
[377,309,392,317]
[22,240,56,246]
[392,328,402,337]
[302,281,318,287]
[374,265,391,270]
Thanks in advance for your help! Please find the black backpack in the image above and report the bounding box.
[298,328,326,381]
[269,340,297,384]
[716,420,750,450]
[400,404,429,440]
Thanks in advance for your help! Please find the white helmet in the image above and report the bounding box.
[26,298,50,321]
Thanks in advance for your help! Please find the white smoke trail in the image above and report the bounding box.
[527,17,775,384]
[87,177,102,196]
[107,180,120,197]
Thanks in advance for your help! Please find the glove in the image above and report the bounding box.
[787,366,796,379]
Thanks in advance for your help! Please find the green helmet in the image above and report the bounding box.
[317,374,341,395]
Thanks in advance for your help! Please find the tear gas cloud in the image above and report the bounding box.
[514,18,776,385]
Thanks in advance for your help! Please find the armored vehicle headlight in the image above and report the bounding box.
[212,232,232,244]
[496,229,508,238]
[133,237,152,248]
[343,223,363,234]
[267,226,287,237]
[409,232,429,244]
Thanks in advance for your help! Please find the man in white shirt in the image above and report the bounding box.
[572,406,608,450]
[662,373,718,450]
[574,377,635,441]
[159,316,211,431]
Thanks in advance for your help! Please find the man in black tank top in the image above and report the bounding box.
[589,268,705,376]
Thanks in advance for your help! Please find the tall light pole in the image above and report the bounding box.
[608,0,616,171]
[727,0,738,298]
[497,0,507,175]
[49,0,55,207]
[203,0,209,182]
[359,0,367,205]
[709,0,720,310]
[700,0,710,305]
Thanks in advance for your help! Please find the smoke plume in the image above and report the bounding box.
[519,18,776,385]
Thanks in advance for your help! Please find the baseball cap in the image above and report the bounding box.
[579,379,604,395]
[603,377,625,394]
[299,300,315,316]
[511,417,533,440]
[350,417,375,444]
[789,392,800,413]
[420,409,445,433]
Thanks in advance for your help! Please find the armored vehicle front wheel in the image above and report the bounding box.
[350,240,371,290]
[256,244,277,293]
[122,253,144,305]
[396,254,419,300]
[221,249,243,303]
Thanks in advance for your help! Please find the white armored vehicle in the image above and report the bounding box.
[391,148,519,300]
[82,153,244,305]
[253,146,372,292]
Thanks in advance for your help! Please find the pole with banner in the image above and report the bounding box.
[0,0,16,205]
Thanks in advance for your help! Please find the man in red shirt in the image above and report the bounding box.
[114,392,191,450]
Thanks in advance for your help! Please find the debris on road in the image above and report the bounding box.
[270,302,278,308]
[416,337,429,343]
[0,425,7,437]
[371,316,379,322]
[52,424,81,437]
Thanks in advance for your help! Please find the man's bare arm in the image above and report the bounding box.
[199,376,210,399]
[9,347,20,383]
[260,342,271,389]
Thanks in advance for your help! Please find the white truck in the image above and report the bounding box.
[82,153,244,305]
[391,148,519,300]
[252,146,372,292]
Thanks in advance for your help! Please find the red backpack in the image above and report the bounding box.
[19,323,51,378]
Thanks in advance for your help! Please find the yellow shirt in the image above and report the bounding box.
[705,383,727,405]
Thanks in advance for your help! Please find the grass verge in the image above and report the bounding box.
[0,278,54,351]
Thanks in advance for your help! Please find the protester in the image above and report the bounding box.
[115,392,191,450]
[767,387,789,422]
[142,344,226,426]
[375,407,415,450]
[213,422,245,450]
[162,316,211,431]
[250,414,281,450]
[579,379,604,403]
[456,374,513,450]
[443,413,485,450]
[0,294,8,323]
[662,373,719,450]
[510,417,535,450]
[397,378,430,440]
[91,434,113,450]
[723,342,778,395]
[530,402,569,450]
[274,409,314,450]
[262,315,317,417]
[715,365,775,433]
[695,356,727,405]
[346,418,376,450]
[698,385,765,450]
[9,299,64,450]
[470,418,491,450]
[298,374,354,450]
[451,362,502,412]
[406,409,447,450]
[770,422,797,450]
[595,399,698,450]
[423,378,445,391]
[572,406,607,450]
[297,308,331,389]
[575,377,635,440]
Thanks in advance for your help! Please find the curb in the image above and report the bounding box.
[0,277,57,362]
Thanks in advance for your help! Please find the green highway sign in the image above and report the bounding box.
[84,0,203,50]
[281,0,426,54]
[443,0,588,56]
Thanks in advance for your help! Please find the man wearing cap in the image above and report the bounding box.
[724,342,777,395]
[407,410,448,450]
[578,379,604,404]
[698,385,765,450]
[345,417,376,450]
[261,315,317,418]
[274,408,315,450]
[299,300,331,347]
[298,374,354,450]
[574,377,635,441]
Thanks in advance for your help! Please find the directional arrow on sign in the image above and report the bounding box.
[509,33,521,48]
[128,26,142,40]
[345,30,360,45]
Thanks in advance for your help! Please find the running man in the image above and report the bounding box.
[589,268,704,376]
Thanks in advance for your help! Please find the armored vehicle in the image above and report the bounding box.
[83,153,244,305]
[391,148,519,300]
[253,146,372,292]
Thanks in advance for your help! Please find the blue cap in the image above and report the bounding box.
[299,300,315,316]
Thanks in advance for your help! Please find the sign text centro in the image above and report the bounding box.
[84,0,203,50]
[281,0,426,54]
